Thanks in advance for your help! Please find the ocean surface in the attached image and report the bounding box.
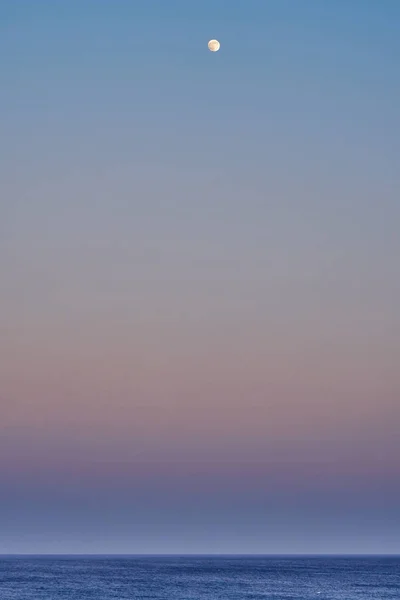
[0,555,399,599]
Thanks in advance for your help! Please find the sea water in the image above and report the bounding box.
[0,555,399,599]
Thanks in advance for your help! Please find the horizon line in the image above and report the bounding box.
[1,553,399,557]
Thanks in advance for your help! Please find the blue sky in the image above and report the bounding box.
[1,0,399,554]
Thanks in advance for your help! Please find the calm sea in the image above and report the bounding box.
[0,555,399,599]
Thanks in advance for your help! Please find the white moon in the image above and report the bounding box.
[208,39,220,52]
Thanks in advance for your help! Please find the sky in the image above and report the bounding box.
[0,0,399,554]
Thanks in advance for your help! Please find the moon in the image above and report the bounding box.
[208,39,220,52]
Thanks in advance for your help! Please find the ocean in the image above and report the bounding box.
[0,555,399,599]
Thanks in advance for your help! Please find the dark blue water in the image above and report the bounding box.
[0,555,399,599]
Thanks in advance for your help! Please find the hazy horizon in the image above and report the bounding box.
[1,553,400,557]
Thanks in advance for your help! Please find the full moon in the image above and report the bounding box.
[208,39,220,52]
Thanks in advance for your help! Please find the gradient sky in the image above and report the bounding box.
[1,0,399,554]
